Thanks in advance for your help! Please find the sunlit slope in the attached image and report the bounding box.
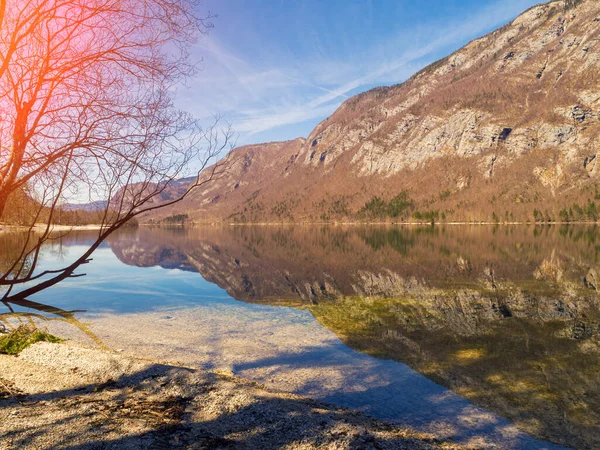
[147,0,600,224]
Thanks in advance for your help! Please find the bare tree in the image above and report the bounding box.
[0,0,233,310]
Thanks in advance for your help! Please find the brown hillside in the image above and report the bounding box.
[147,0,600,224]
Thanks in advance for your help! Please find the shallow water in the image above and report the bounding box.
[3,225,600,449]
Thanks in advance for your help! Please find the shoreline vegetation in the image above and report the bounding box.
[3,221,600,232]
[0,224,105,232]
[157,221,600,228]
[0,339,463,450]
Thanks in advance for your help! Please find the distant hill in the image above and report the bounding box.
[61,201,108,212]
[61,176,198,215]
[144,0,600,224]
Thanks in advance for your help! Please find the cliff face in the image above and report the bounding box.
[301,0,599,174]
[148,0,600,223]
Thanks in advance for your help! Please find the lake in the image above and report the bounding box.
[2,225,599,449]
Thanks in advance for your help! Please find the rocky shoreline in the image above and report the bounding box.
[0,341,463,450]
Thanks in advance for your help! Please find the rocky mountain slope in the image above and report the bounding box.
[147,0,600,224]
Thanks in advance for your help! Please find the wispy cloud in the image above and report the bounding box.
[179,0,539,143]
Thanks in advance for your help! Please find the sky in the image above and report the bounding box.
[178,0,542,146]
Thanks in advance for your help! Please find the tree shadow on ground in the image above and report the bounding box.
[0,361,457,450]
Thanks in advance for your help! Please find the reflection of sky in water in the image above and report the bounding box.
[26,246,234,312]
[21,245,313,325]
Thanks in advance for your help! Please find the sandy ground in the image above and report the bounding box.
[0,341,463,450]
[41,304,565,450]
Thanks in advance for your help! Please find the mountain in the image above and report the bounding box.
[61,200,108,212]
[111,176,198,211]
[60,176,197,215]
[146,140,306,223]
[146,0,600,224]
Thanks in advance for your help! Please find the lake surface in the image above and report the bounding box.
[2,225,600,449]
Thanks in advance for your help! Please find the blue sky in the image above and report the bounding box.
[178,0,541,146]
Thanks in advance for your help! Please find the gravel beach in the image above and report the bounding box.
[0,341,464,450]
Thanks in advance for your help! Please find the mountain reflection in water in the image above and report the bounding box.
[2,224,599,449]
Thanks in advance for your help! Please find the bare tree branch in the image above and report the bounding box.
[0,0,232,308]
